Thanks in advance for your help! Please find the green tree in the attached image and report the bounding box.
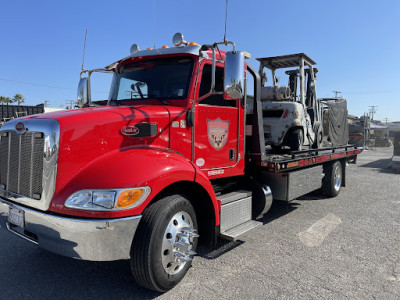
[13,93,25,105]
[0,96,13,104]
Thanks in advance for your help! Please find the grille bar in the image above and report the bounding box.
[0,131,44,200]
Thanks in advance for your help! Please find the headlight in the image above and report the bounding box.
[65,187,151,211]
[93,191,116,209]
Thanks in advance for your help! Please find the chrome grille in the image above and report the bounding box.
[0,131,44,199]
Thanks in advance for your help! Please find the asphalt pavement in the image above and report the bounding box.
[0,147,399,299]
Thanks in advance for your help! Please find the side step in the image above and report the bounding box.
[218,190,262,241]
[220,220,262,241]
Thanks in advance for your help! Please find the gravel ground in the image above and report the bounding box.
[0,147,399,299]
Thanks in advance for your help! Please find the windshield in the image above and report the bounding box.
[109,57,194,103]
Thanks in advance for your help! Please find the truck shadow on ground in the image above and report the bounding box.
[296,189,330,201]
[198,200,300,260]
[0,243,161,299]
[359,158,397,174]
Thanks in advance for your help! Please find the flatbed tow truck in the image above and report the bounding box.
[0,32,361,292]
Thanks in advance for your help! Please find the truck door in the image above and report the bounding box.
[193,63,240,172]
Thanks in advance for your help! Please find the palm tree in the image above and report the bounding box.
[0,96,13,104]
[13,93,25,105]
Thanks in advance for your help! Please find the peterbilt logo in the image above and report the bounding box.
[15,122,27,134]
[207,118,229,151]
[121,125,140,136]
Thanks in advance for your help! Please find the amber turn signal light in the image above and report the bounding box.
[116,189,143,208]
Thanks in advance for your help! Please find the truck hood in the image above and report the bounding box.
[28,105,172,197]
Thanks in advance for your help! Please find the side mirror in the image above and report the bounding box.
[77,77,90,108]
[223,51,245,100]
[186,108,195,127]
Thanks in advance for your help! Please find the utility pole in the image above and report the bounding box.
[43,100,50,107]
[65,100,74,109]
[333,90,341,98]
[363,112,370,147]
[383,118,389,124]
[369,105,378,121]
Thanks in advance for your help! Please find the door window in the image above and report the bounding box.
[199,65,236,107]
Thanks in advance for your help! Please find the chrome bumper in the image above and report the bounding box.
[0,198,141,261]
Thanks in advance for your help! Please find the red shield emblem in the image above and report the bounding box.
[207,118,229,151]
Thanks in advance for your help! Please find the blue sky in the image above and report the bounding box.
[0,0,399,121]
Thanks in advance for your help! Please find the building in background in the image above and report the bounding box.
[0,103,45,125]
[0,104,66,126]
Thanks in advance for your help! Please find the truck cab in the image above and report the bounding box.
[0,34,253,289]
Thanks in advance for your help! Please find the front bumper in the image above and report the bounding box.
[0,198,141,261]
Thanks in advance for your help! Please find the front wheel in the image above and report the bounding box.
[289,129,303,151]
[312,125,324,149]
[130,194,198,292]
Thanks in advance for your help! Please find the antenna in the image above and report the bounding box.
[223,0,229,43]
[153,0,156,48]
[81,29,88,71]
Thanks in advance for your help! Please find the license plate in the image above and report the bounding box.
[8,207,25,228]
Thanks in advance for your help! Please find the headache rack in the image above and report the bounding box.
[257,53,316,70]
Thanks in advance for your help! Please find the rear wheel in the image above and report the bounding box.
[322,161,342,197]
[289,129,303,151]
[131,194,198,292]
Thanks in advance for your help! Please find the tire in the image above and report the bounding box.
[131,194,198,292]
[312,125,323,149]
[322,161,342,197]
[289,129,303,151]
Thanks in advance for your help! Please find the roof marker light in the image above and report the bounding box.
[162,45,169,48]
[242,51,251,59]
[188,42,199,46]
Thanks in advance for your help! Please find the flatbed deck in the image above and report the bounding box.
[260,145,362,172]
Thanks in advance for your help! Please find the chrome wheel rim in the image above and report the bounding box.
[334,165,342,192]
[161,211,198,275]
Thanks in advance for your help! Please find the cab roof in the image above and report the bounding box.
[105,45,201,69]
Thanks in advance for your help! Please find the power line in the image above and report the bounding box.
[0,78,76,91]
[0,78,108,94]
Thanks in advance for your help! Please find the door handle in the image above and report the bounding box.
[229,149,235,161]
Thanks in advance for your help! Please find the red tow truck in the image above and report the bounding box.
[0,33,361,292]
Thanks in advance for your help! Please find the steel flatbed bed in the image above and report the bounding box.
[260,145,363,172]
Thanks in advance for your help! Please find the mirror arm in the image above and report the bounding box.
[186,92,223,127]
[213,41,236,53]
